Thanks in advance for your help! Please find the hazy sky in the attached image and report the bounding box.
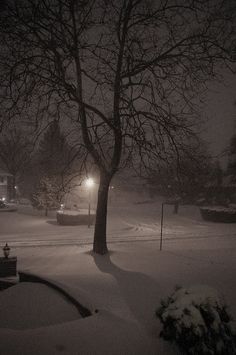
[202,72,236,165]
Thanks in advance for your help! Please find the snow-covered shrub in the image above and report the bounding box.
[57,209,95,225]
[200,206,236,223]
[32,176,63,215]
[156,285,236,355]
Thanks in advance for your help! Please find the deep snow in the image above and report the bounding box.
[0,198,236,354]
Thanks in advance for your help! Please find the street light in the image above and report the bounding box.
[85,178,94,227]
[109,185,114,204]
[3,243,10,258]
[85,178,94,188]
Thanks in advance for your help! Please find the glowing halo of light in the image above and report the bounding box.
[85,178,94,188]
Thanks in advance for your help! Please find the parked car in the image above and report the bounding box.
[0,200,6,209]
[0,200,17,212]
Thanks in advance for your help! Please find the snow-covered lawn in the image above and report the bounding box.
[0,199,236,354]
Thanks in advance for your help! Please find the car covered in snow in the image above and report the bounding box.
[0,200,6,209]
[0,200,17,212]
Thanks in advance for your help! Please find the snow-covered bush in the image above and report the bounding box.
[156,285,236,355]
[200,206,236,223]
[57,209,95,225]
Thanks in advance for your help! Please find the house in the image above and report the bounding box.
[0,169,14,201]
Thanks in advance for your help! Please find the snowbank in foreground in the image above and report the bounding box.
[0,300,155,355]
[0,282,80,329]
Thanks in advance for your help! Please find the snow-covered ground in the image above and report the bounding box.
[1,201,236,249]
[0,198,236,354]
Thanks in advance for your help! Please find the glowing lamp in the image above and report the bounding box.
[85,178,94,188]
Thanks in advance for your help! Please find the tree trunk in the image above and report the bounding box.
[93,172,111,255]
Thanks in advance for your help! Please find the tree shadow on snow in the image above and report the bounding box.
[92,251,160,334]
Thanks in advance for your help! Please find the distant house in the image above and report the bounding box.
[0,169,14,201]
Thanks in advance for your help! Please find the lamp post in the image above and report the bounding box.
[85,178,94,228]
[3,243,10,258]
[109,185,114,204]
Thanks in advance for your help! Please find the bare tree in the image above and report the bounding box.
[146,138,213,202]
[0,0,235,254]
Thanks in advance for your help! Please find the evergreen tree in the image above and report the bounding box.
[32,120,78,210]
[37,120,71,177]
[0,128,33,199]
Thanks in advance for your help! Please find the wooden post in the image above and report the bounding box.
[88,189,91,228]
[160,203,164,251]
[88,202,91,228]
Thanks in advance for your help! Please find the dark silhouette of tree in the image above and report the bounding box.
[37,120,72,177]
[223,133,236,202]
[33,119,84,208]
[146,139,212,202]
[0,127,33,198]
[0,0,235,253]
[227,135,236,177]
[203,159,227,204]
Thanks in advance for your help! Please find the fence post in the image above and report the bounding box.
[160,203,164,251]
